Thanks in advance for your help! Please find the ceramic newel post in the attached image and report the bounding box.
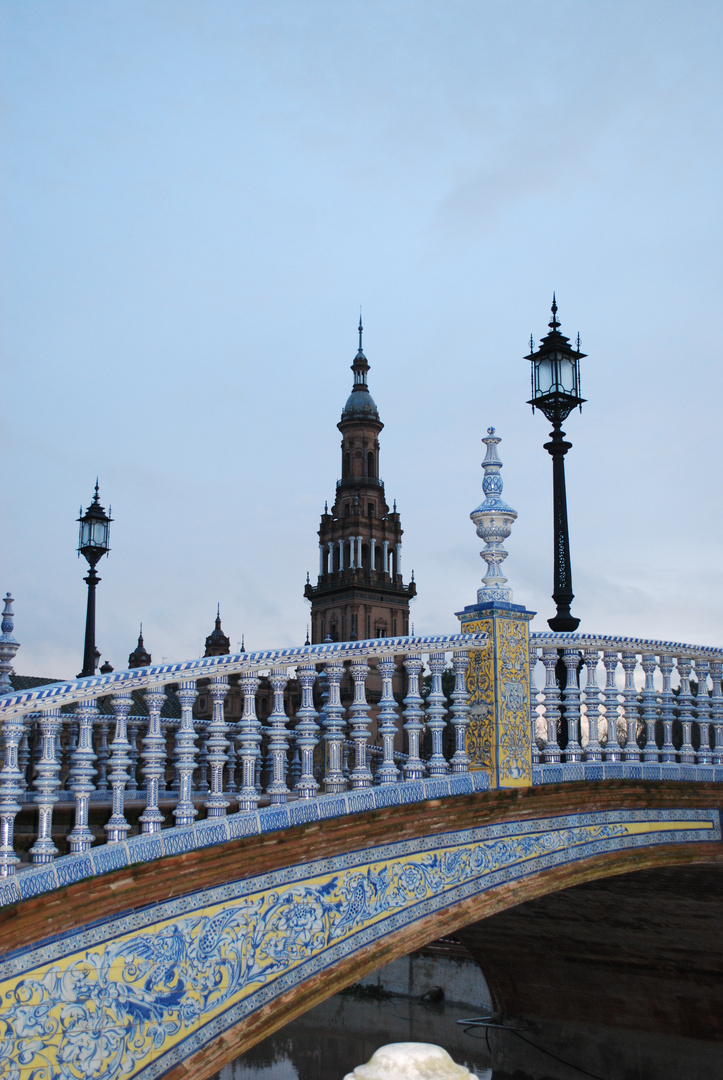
[0,594,19,692]
[470,428,518,603]
[457,429,534,789]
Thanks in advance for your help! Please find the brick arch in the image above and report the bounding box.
[0,785,720,1080]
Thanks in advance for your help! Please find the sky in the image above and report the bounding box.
[2,1,722,679]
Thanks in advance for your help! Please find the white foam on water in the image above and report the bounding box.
[342,1042,478,1080]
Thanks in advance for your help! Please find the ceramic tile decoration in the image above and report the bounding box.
[0,807,717,1080]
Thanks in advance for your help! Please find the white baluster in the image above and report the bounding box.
[29,707,62,864]
[95,718,110,794]
[295,663,320,799]
[641,655,659,762]
[323,662,347,793]
[139,686,166,834]
[678,659,696,764]
[710,660,723,765]
[17,724,31,792]
[173,681,199,827]
[225,712,238,794]
[582,651,602,762]
[540,650,562,764]
[602,651,622,761]
[403,655,425,780]
[449,649,471,773]
[621,652,640,762]
[562,649,582,762]
[695,660,713,766]
[349,659,373,788]
[196,717,210,795]
[266,666,290,804]
[205,677,230,817]
[659,656,676,763]
[0,709,27,875]
[426,652,449,775]
[105,693,133,843]
[238,671,261,811]
[127,717,140,798]
[376,655,400,783]
[67,701,98,854]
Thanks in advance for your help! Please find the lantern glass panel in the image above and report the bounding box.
[535,358,553,397]
[554,354,577,395]
[92,520,109,547]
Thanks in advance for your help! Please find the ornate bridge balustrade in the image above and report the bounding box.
[0,634,484,885]
[530,633,723,782]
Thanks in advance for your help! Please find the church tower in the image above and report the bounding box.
[305,319,416,643]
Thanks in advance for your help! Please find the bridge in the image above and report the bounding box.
[0,605,722,1080]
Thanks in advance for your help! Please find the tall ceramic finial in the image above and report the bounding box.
[305,624,310,646]
[470,429,518,604]
[549,293,560,331]
[0,593,19,691]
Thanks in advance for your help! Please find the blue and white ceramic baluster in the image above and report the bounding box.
[105,693,133,843]
[0,709,27,875]
[678,659,696,765]
[641,655,659,763]
[602,651,622,761]
[266,667,290,804]
[205,676,229,817]
[289,717,303,789]
[225,707,238,795]
[621,653,641,762]
[540,650,562,765]
[376,655,400,784]
[17,723,31,792]
[323,662,347,793]
[582,651,602,762]
[196,717,210,796]
[29,706,62,864]
[562,649,583,763]
[139,686,166,834]
[349,659,373,788]
[710,660,723,766]
[426,652,449,776]
[449,649,471,774]
[126,717,140,799]
[96,717,110,795]
[67,701,98,854]
[530,650,541,768]
[294,663,320,799]
[403,655,425,781]
[695,660,712,766]
[237,670,261,812]
[659,656,676,763]
[173,681,199,827]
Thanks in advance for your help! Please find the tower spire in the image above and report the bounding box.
[358,308,363,353]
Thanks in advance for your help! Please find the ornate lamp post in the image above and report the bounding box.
[77,481,112,677]
[526,296,586,632]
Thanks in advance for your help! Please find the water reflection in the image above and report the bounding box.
[213,986,723,1080]
[213,992,491,1080]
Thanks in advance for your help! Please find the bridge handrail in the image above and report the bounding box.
[0,633,486,878]
[0,633,485,719]
[530,631,723,661]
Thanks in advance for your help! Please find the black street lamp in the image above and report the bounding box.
[77,481,112,677]
[526,296,586,632]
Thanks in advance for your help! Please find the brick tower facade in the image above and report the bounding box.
[305,320,416,643]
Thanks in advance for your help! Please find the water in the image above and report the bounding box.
[211,986,723,1080]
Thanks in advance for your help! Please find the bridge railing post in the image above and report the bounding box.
[456,604,535,788]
